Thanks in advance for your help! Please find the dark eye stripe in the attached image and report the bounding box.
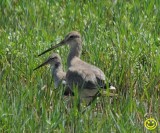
[69,35,79,39]
[69,35,74,38]
[50,57,57,60]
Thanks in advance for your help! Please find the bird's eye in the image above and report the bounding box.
[69,35,74,39]
[50,57,57,60]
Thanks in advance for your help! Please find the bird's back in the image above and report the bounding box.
[66,57,106,90]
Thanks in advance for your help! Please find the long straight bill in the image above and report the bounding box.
[33,60,49,71]
[38,41,65,56]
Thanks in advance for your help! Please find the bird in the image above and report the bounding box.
[34,53,74,96]
[38,31,108,102]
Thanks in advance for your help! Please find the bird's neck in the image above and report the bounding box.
[51,65,63,88]
[67,43,82,67]
[51,65,63,81]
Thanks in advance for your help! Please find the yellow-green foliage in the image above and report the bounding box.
[0,0,159,132]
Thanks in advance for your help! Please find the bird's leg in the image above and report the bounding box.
[81,91,101,114]
[77,96,81,112]
[86,91,101,107]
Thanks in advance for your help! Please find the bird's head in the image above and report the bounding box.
[34,53,62,70]
[38,31,82,56]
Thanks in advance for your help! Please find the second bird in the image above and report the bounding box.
[34,53,74,96]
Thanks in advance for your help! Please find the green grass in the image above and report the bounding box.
[0,0,160,132]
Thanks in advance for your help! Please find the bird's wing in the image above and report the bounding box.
[53,71,66,87]
[69,58,106,88]
[66,66,103,90]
